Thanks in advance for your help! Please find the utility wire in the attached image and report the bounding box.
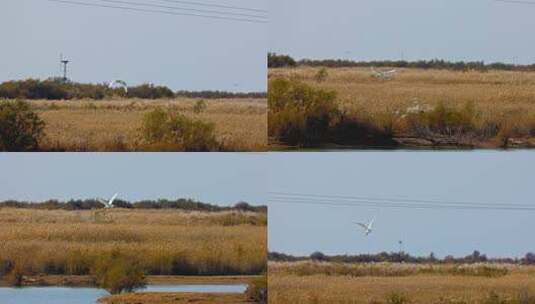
[270,191,535,208]
[494,0,535,5]
[47,0,267,23]
[87,0,267,19]
[269,198,535,211]
[150,0,267,13]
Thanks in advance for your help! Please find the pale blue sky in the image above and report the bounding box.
[0,0,267,92]
[268,151,535,258]
[271,0,535,64]
[0,153,266,206]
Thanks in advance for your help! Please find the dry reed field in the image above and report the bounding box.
[99,292,251,304]
[27,98,267,151]
[269,67,535,148]
[0,208,267,279]
[269,262,535,304]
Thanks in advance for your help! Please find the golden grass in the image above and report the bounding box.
[27,98,267,151]
[99,292,251,304]
[0,208,267,276]
[269,67,535,145]
[269,262,535,304]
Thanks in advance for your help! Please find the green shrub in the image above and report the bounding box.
[268,77,338,146]
[405,102,476,137]
[386,292,411,304]
[314,68,329,82]
[268,53,297,68]
[193,99,207,114]
[92,251,146,294]
[269,78,396,147]
[0,100,45,151]
[246,274,267,304]
[141,108,220,151]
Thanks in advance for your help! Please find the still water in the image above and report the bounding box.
[0,284,247,304]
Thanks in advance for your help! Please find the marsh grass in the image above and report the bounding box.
[23,98,266,151]
[0,208,267,283]
[269,262,535,304]
[269,67,535,148]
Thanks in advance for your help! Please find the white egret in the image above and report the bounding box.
[354,218,375,236]
[99,193,118,209]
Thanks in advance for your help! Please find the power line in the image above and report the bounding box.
[151,0,267,13]
[269,198,535,211]
[270,191,535,208]
[47,0,268,23]
[87,0,267,19]
[494,0,535,5]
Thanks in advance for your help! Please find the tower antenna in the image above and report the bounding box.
[60,53,70,81]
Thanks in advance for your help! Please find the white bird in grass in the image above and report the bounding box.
[99,193,118,209]
[371,67,398,80]
[354,218,375,236]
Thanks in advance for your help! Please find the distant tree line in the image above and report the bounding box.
[269,251,535,265]
[0,79,266,100]
[0,198,267,212]
[268,53,535,72]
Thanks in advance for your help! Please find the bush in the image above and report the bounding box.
[127,84,174,99]
[246,274,267,304]
[269,78,396,147]
[92,251,146,294]
[141,108,220,151]
[405,102,476,137]
[0,100,45,151]
[386,292,411,304]
[314,68,329,82]
[268,53,297,68]
[268,78,338,146]
[193,99,207,114]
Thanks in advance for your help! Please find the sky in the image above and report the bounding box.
[271,0,535,64]
[0,0,267,92]
[268,151,535,259]
[0,153,266,206]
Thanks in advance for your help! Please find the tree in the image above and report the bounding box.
[310,252,327,262]
[0,100,45,151]
[92,251,146,294]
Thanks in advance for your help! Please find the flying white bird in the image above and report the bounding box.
[355,218,375,236]
[99,193,118,209]
[371,67,397,80]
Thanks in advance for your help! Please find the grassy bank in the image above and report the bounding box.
[99,292,251,304]
[269,262,535,304]
[25,98,266,151]
[0,208,267,281]
[268,67,535,149]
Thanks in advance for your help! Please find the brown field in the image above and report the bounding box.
[0,208,267,279]
[269,262,535,304]
[27,98,267,151]
[269,67,535,148]
[99,292,251,304]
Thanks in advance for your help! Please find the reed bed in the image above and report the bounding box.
[269,262,535,304]
[0,208,267,278]
[269,67,535,147]
[26,98,267,151]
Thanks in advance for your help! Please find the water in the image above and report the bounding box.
[0,284,248,304]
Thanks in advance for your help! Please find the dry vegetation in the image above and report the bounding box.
[269,262,535,304]
[26,98,266,151]
[99,292,252,304]
[269,67,535,148]
[0,208,267,282]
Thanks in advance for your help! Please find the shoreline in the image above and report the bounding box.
[0,275,259,288]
